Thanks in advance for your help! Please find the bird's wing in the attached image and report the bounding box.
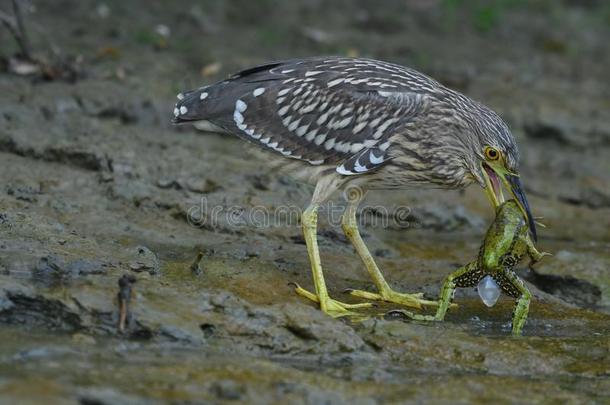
[173,57,431,170]
[336,146,393,175]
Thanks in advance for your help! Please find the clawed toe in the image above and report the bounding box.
[345,288,441,309]
[290,281,374,318]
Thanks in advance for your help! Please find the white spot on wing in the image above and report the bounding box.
[353,121,368,134]
[314,133,327,145]
[350,143,364,153]
[363,139,377,148]
[369,151,384,164]
[173,107,179,117]
[292,99,303,110]
[200,92,209,100]
[233,110,244,124]
[354,159,368,172]
[328,104,343,114]
[253,87,266,97]
[374,119,397,139]
[305,70,323,77]
[334,142,350,153]
[299,100,319,114]
[332,116,353,129]
[179,106,188,115]
[316,112,329,125]
[327,78,344,87]
[305,128,318,142]
[336,165,354,175]
[369,117,382,128]
[235,99,247,112]
[288,118,302,131]
[177,93,184,100]
[295,124,309,137]
[278,105,290,116]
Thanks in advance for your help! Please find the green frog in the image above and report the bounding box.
[391,200,549,335]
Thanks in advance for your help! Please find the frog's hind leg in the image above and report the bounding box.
[496,270,531,335]
[392,262,477,322]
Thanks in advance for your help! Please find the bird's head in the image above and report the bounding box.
[466,112,537,241]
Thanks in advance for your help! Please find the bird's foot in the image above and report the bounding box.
[290,282,373,319]
[345,287,441,309]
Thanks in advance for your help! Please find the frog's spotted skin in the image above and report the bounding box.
[393,200,549,335]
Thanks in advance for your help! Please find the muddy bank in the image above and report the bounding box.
[1,0,609,403]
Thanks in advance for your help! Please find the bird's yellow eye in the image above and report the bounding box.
[484,147,500,161]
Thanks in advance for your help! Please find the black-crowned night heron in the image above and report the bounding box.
[173,57,536,317]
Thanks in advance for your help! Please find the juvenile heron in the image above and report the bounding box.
[173,57,536,317]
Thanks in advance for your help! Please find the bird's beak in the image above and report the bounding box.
[482,162,537,241]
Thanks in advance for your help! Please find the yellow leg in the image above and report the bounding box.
[292,204,373,317]
[341,201,439,309]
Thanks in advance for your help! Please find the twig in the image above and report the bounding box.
[117,274,137,333]
[189,251,204,275]
[0,0,32,60]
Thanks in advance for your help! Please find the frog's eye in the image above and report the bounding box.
[484,146,500,161]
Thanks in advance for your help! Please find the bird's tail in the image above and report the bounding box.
[172,85,221,124]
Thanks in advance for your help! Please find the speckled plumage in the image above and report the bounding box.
[172,56,534,318]
[173,56,519,191]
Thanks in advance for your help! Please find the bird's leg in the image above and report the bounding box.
[391,262,476,321]
[341,199,439,309]
[291,204,373,317]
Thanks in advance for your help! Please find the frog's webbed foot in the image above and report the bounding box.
[533,216,547,229]
[528,251,552,268]
[381,264,475,325]
[525,232,552,264]
[385,309,440,322]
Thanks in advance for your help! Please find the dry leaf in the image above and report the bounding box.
[200,62,222,77]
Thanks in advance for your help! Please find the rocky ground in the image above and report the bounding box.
[0,1,609,404]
